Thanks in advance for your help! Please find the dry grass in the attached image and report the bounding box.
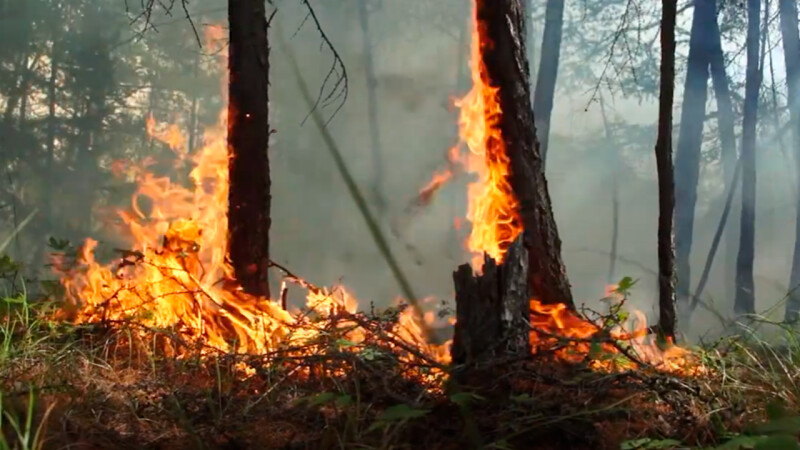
[3,291,800,450]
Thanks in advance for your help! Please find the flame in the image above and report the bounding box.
[418,12,521,270]
[57,25,450,375]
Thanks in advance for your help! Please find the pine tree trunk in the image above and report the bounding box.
[477,0,573,308]
[655,0,678,340]
[779,0,800,321]
[735,0,762,316]
[532,0,564,167]
[675,0,714,320]
[357,0,385,214]
[707,0,739,306]
[227,0,272,298]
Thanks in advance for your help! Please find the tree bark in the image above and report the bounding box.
[655,0,678,340]
[477,0,574,308]
[779,0,800,321]
[357,0,386,215]
[734,0,762,315]
[707,0,739,305]
[674,0,714,320]
[451,236,530,367]
[228,0,272,298]
[532,0,564,167]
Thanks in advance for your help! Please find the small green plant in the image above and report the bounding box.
[712,401,800,450]
[0,389,55,450]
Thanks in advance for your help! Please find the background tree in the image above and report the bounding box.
[532,0,564,167]
[734,0,763,315]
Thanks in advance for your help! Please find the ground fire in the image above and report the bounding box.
[56,8,705,380]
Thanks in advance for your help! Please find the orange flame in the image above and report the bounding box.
[418,11,521,270]
[57,25,450,373]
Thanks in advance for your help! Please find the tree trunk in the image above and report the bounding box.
[532,0,564,167]
[779,0,800,321]
[707,0,739,305]
[734,0,762,316]
[525,0,536,84]
[477,0,574,308]
[31,47,58,274]
[451,236,530,367]
[674,0,714,320]
[357,0,386,215]
[655,0,678,340]
[599,94,619,284]
[227,0,272,298]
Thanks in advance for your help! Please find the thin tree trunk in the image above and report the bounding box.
[533,0,564,167]
[526,0,537,87]
[31,48,58,273]
[357,0,385,214]
[655,0,678,340]
[707,0,738,305]
[188,51,200,156]
[477,0,574,308]
[779,0,800,321]
[674,0,714,320]
[228,0,272,298]
[734,0,762,315]
[599,94,619,284]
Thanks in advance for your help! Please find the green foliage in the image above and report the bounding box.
[712,400,800,450]
[620,438,683,449]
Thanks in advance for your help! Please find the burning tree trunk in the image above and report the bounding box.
[655,0,677,340]
[227,0,272,298]
[477,0,573,308]
[533,0,564,167]
[735,0,762,316]
[451,0,573,366]
[780,0,800,322]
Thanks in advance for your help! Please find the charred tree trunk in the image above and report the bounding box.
[780,0,800,321]
[532,0,564,167]
[655,0,678,340]
[734,0,762,316]
[674,0,714,320]
[708,0,739,305]
[227,0,272,298]
[477,0,574,308]
[451,0,573,368]
[451,237,530,368]
[357,0,386,214]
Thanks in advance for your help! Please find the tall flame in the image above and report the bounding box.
[57,25,450,369]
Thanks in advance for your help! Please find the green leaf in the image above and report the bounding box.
[294,392,338,407]
[335,395,353,408]
[715,435,759,450]
[754,434,800,450]
[335,339,358,348]
[765,401,790,421]
[752,416,800,435]
[621,438,682,449]
[510,393,534,404]
[616,276,639,293]
[376,404,429,422]
[449,392,485,408]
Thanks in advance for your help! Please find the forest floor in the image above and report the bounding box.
[3,290,800,450]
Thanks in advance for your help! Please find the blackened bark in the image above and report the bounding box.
[451,237,529,367]
[655,0,678,340]
[477,0,574,308]
[734,0,761,315]
[533,0,564,166]
[228,0,271,298]
[780,0,800,321]
[675,0,714,319]
[708,0,739,304]
[357,0,385,214]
